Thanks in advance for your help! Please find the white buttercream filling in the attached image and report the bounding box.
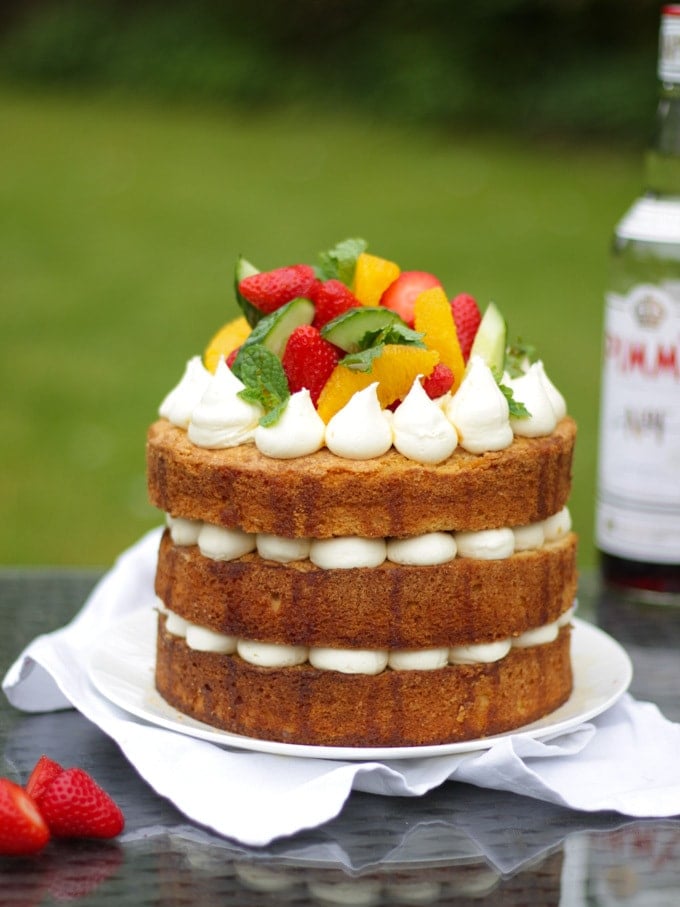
[256,533,312,563]
[197,523,256,561]
[166,514,202,546]
[386,532,458,565]
[161,605,573,673]
[309,536,388,569]
[454,527,515,560]
[543,506,572,540]
[165,508,572,568]
[512,522,546,551]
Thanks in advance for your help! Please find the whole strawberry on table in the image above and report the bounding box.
[0,755,124,857]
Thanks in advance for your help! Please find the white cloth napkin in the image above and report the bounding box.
[4,529,680,846]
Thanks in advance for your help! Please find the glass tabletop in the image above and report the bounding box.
[1,567,679,905]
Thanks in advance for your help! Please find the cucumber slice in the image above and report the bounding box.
[239,296,314,358]
[469,302,507,374]
[234,256,265,328]
[321,306,404,353]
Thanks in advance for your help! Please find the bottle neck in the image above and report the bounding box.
[645,82,680,197]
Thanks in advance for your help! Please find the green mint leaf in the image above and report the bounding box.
[497,380,531,419]
[259,398,290,427]
[357,323,424,352]
[232,344,290,423]
[317,238,367,284]
[339,345,385,372]
[505,340,539,378]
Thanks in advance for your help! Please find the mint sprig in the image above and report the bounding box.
[231,345,290,426]
[360,322,424,350]
[497,378,531,419]
[340,346,385,372]
[339,323,425,373]
[505,340,539,379]
[317,238,367,285]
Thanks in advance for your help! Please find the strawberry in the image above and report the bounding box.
[311,279,361,329]
[0,778,51,856]
[26,754,64,802]
[36,768,124,840]
[282,325,340,406]
[238,265,318,315]
[380,271,443,326]
[450,293,482,361]
[421,363,454,399]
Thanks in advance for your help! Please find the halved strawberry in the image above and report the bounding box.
[380,271,443,326]
[36,768,124,840]
[0,778,51,856]
[421,363,454,399]
[282,325,341,406]
[238,265,318,315]
[312,279,361,329]
[450,293,482,362]
[26,754,64,802]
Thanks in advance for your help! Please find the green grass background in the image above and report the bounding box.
[1,89,641,567]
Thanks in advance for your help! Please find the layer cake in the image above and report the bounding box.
[147,240,577,747]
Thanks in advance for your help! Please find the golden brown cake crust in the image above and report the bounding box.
[155,530,577,648]
[155,616,573,747]
[146,417,576,538]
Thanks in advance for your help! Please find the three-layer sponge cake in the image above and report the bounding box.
[147,240,577,747]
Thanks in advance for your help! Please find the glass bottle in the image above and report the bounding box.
[596,4,680,601]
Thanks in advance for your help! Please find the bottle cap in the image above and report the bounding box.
[659,6,680,83]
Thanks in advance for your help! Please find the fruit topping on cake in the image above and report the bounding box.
[158,239,567,463]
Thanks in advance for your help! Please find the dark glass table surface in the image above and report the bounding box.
[1,567,679,905]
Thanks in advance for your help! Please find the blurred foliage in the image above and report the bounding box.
[0,0,663,142]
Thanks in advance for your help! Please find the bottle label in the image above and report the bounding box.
[660,10,680,83]
[616,197,680,244]
[597,282,680,562]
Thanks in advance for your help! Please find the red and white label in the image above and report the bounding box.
[597,283,680,562]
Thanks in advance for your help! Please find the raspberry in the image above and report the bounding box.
[421,363,454,399]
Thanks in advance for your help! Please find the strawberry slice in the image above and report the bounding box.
[238,264,318,315]
[282,325,341,406]
[36,768,124,840]
[450,293,482,362]
[0,778,51,855]
[26,754,64,802]
[380,271,443,326]
[311,279,361,329]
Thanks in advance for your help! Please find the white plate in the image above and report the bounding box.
[88,612,632,762]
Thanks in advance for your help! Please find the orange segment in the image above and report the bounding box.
[317,345,439,422]
[414,288,465,391]
[352,253,400,307]
[204,316,252,372]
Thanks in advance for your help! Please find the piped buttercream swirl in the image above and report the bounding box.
[187,358,263,449]
[445,356,513,453]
